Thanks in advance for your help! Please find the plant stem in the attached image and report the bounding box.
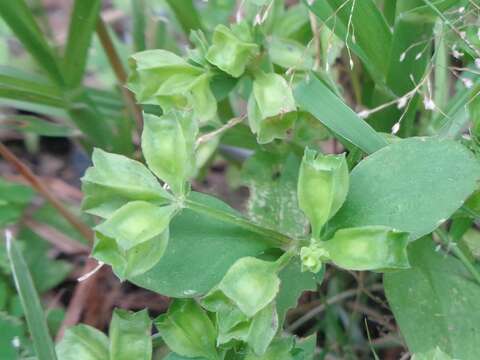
[184,198,293,249]
[435,228,480,285]
[96,16,143,134]
[0,142,93,243]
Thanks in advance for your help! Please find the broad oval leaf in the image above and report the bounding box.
[131,192,271,297]
[329,137,480,240]
[384,238,480,359]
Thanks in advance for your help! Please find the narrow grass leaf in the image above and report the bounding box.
[0,0,65,86]
[63,0,102,88]
[6,232,57,360]
[294,74,388,154]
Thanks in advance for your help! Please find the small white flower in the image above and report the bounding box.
[453,49,464,59]
[399,52,406,62]
[475,58,480,69]
[462,78,473,89]
[12,337,20,348]
[307,0,315,5]
[391,122,401,134]
[397,96,408,109]
[415,52,422,60]
[458,6,465,13]
[358,110,370,118]
[423,97,436,110]
[460,31,466,39]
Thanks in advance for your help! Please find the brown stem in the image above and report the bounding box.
[96,16,143,133]
[0,142,93,243]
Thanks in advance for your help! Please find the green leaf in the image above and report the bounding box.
[323,226,410,271]
[155,299,218,360]
[142,112,198,195]
[19,229,72,293]
[0,115,77,137]
[81,148,172,218]
[206,23,259,78]
[164,0,204,35]
[0,0,65,85]
[131,192,271,297]
[0,66,65,109]
[248,72,297,144]
[298,148,349,239]
[276,258,317,328]
[93,229,169,280]
[0,179,34,227]
[0,312,25,359]
[6,233,57,360]
[56,324,109,360]
[245,302,278,355]
[384,238,480,359]
[245,337,294,360]
[329,137,480,240]
[131,0,147,52]
[412,347,454,360]
[63,0,101,88]
[95,201,175,250]
[109,309,152,360]
[241,151,307,237]
[294,75,388,154]
[205,257,280,317]
[267,37,314,70]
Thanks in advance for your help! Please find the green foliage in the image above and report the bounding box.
[385,238,480,359]
[2,0,480,358]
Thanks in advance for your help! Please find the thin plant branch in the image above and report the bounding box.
[0,141,93,243]
[434,228,480,285]
[196,115,246,148]
[96,16,143,134]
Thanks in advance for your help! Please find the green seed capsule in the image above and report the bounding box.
[324,226,410,271]
[202,257,280,318]
[248,72,297,144]
[142,111,198,196]
[128,49,217,122]
[155,299,218,360]
[206,22,259,78]
[297,148,349,239]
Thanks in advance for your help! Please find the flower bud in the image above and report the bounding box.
[300,243,329,273]
[297,148,349,239]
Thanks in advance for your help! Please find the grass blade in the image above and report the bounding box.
[0,0,65,86]
[294,74,388,154]
[63,0,102,88]
[165,0,204,35]
[5,231,58,360]
[306,0,392,78]
[132,0,147,52]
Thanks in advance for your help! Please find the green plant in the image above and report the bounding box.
[1,0,480,359]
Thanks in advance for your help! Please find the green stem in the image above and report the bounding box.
[435,228,480,285]
[184,199,294,249]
